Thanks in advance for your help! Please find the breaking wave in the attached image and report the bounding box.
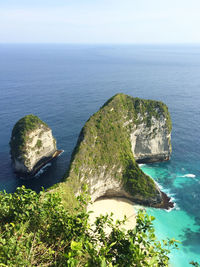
[35,163,52,177]
[181,173,196,178]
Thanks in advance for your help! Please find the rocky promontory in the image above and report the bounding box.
[10,114,58,177]
[60,93,173,209]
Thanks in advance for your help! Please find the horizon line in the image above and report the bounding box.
[1,42,200,46]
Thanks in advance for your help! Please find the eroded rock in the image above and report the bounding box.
[10,114,57,177]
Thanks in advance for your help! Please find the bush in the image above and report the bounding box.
[0,186,177,266]
[36,139,42,149]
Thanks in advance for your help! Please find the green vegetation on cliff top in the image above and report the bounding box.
[10,114,48,159]
[57,93,172,208]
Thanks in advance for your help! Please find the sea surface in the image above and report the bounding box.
[0,44,200,266]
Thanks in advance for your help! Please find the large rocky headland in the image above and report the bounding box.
[55,93,173,210]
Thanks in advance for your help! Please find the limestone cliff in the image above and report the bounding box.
[60,93,172,209]
[10,114,57,176]
[131,111,172,163]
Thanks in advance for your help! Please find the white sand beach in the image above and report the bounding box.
[88,197,137,232]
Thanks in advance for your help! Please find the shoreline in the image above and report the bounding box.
[88,197,137,232]
[32,149,64,175]
[16,149,63,179]
[96,190,174,210]
[157,191,175,209]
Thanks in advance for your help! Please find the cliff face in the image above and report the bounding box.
[10,115,57,176]
[130,114,172,163]
[62,93,172,208]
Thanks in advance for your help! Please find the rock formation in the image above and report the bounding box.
[61,93,173,209]
[10,114,57,176]
[131,110,172,163]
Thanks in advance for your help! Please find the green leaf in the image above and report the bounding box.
[70,241,82,251]
[149,256,158,265]
[100,258,106,267]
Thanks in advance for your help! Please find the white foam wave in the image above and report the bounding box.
[137,167,177,212]
[155,181,163,190]
[181,174,196,178]
[138,164,146,167]
[35,163,52,177]
[58,150,64,157]
[170,196,176,202]
[163,191,176,202]
[165,205,176,212]
[154,182,177,212]
[164,200,177,212]
[165,191,175,197]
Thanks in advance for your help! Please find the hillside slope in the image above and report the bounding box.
[57,93,172,209]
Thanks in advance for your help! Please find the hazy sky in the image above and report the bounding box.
[1,0,200,44]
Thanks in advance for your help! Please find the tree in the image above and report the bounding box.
[0,186,178,266]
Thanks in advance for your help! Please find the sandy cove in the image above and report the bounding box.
[88,197,137,232]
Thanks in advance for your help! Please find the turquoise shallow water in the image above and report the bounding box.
[141,164,200,266]
[0,44,200,265]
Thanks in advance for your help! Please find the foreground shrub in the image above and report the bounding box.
[0,186,177,266]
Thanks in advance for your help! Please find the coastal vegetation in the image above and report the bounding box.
[0,186,177,266]
[3,94,182,265]
[57,93,172,209]
[36,139,42,149]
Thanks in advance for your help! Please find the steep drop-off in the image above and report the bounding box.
[10,114,57,176]
[58,93,172,209]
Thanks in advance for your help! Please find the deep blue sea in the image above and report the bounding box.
[0,44,200,266]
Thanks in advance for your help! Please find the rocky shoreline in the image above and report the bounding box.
[136,155,170,164]
[155,191,174,210]
[15,150,63,179]
[11,95,173,211]
[96,190,174,211]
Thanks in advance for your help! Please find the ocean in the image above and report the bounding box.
[0,44,200,265]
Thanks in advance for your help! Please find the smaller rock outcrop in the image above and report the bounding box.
[10,114,58,177]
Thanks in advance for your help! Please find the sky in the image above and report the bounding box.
[0,0,200,44]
